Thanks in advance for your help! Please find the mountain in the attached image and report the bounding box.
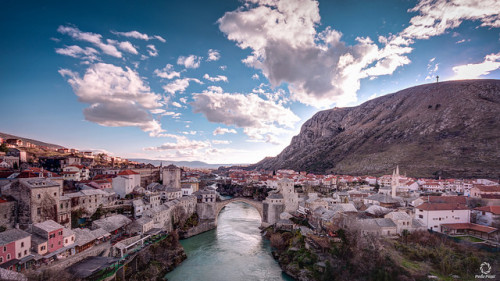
[128,159,247,169]
[0,132,64,149]
[252,80,500,178]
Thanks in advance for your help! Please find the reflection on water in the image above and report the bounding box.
[165,202,293,281]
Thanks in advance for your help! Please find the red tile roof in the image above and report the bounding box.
[422,196,467,204]
[441,223,498,234]
[473,185,500,193]
[416,202,469,211]
[118,169,139,175]
[474,205,500,215]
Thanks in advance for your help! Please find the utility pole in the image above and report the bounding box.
[436,75,439,83]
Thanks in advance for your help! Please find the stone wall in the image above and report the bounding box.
[180,220,216,239]
[0,200,16,229]
[196,202,217,220]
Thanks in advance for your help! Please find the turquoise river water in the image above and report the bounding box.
[165,201,294,281]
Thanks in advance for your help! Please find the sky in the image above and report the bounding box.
[1,0,499,164]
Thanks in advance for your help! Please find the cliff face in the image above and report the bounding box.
[253,80,500,178]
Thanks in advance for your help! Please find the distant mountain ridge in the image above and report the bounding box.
[128,159,248,169]
[251,80,500,178]
[0,132,64,149]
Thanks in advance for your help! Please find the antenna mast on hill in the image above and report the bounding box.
[436,75,439,83]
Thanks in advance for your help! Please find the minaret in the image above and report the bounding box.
[391,165,399,197]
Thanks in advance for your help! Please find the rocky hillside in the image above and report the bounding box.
[253,80,500,178]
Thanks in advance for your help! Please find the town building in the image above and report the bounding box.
[112,170,141,199]
[31,220,64,254]
[0,228,31,270]
[162,165,181,189]
[2,179,62,228]
[415,202,470,232]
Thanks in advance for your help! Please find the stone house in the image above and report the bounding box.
[473,205,500,227]
[2,179,62,228]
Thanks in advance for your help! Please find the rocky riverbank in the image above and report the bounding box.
[126,232,187,281]
[179,220,216,239]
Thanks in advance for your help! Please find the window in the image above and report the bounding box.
[41,246,46,251]
[18,253,21,258]
[71,237,74,241]
[21,242,24,247]
[0,257,3,263]
[54,192,57,196]
[24,250,27,255]
[58,241,61,245]
[3,246,6,252]
[37,194,41,199]
[6,254,10,260]
[37,208,41,215]
[419,215,423,219]
[51,244,53,249]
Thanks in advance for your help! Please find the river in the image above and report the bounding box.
[165,201,294,281]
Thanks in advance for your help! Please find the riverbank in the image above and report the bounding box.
[165,201,291,281]
[179,220,216,239]
[125,232,187,281]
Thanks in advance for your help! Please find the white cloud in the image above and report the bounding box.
[57,25,122,58]
[401,0,500,40]
[144,134,210,150]
[182,131,197,135]
[203,73,228,82]
[112,30,166,42]
[218,1,413,107]
[147,44,158,56]
[252,74,259,80]
[154,35,166,43]
[179,97,187,104]
[177,55,201,69]
[191,87,299,140]
[207,49,221,61]
[117,41,138,54]
[162,111,182,118]
[425,57,439,80]
[55,45,99,61]
[213,127,237,135]
[451,52,500,80]
[218,0,499,108]
[212,140,231,145]
[220,65,227,71]
[154,64,181,79]
[172,101,182,108]
[162,78,203,94]
[58,63,165,136]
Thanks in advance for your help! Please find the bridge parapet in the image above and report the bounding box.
[214,197,264,223]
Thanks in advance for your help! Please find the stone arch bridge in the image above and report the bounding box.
[215,197,263,223]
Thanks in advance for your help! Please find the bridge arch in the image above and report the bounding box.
[215,197,263,224]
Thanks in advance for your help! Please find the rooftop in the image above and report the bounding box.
[474,205,500,215]
[0,229,31,245]
[416,202,469,211]
[441,223,498,234]
[33,220,64,233]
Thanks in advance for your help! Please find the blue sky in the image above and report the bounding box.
[1,0,499,164]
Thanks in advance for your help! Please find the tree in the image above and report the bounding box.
[402,229,410,245]
[0,143,8,153]
[270,233,286,251]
